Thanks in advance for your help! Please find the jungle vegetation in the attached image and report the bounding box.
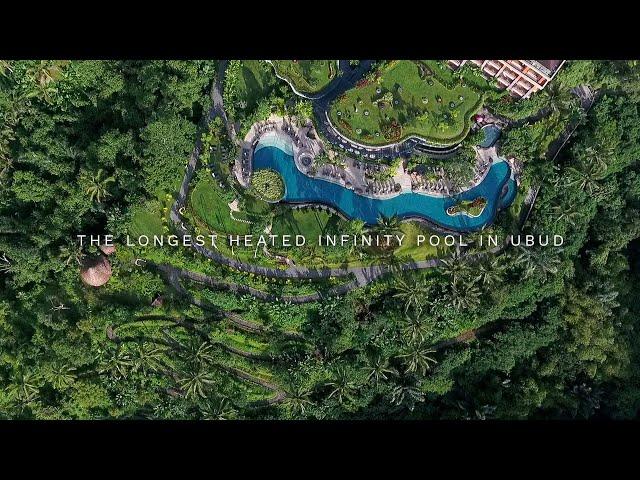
[1,60,639,419]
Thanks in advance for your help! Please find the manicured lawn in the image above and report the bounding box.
[394,222,452,261]
[328,60,483,146]
[243,195,272,216]
[271,208,348,239]
[190,174,250,235]
[272,60,337,94]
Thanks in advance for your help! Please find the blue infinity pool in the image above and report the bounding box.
[253,140,515,231]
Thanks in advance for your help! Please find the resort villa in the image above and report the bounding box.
[447,60,565,99]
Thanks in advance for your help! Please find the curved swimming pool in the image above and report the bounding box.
[479,124,501,148]
[252,140,516,231]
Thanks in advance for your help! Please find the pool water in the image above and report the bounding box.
[479,124,501,148]
[252,142,516,231]
[498,177,517,210]
[255,131,294,156]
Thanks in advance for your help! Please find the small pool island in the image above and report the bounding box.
[446,197,488,218]
[249,169,285,202]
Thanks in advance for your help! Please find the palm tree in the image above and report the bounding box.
[474,256,505,287]
[42,363,76,391]
[0,252,14,274]
[98,344,133,378]
[97,345,133,379]
[374,213,401,237]
[542,82,576,116]
[179,368,216,399]
[398,342,437,375]
[85,169,115,204]
[442,281,481,312]
[131,342,167,375]
[566,147,609,196]
[283,384,314,416]
[549,204,583,227]
[363,354,397,385]
[389,383,425,411]
[200,396,237,420]
[439,251,473,284]
[7,371,41,406]
[349,219,367,237]
[185,341,216,367]
[325,366,358,405]
[393,275,430,312]
[58,240,85,267]
[400,310,433,344]
[516,247,562,282]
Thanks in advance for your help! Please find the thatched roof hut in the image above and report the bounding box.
[80,255,112,287]
[99,244,116,256]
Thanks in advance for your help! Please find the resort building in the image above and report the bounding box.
[447,60,565,99]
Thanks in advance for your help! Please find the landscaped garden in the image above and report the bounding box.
[271,60,338,95]
[249,169,285,202]
[328,60,483,146]
[190,173,251,235]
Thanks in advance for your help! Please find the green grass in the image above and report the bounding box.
[329,60,483,146]
[114,319,176,339]
[210,329,269,355]
[272,60,337,94]
[243,195,272,216]
[129,200,167,238]
[394,222,452,261]
[190,174,250,235]
[271,208,348,239]
[423,60,506,101]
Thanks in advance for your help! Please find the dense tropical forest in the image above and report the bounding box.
[0,59,639,419]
